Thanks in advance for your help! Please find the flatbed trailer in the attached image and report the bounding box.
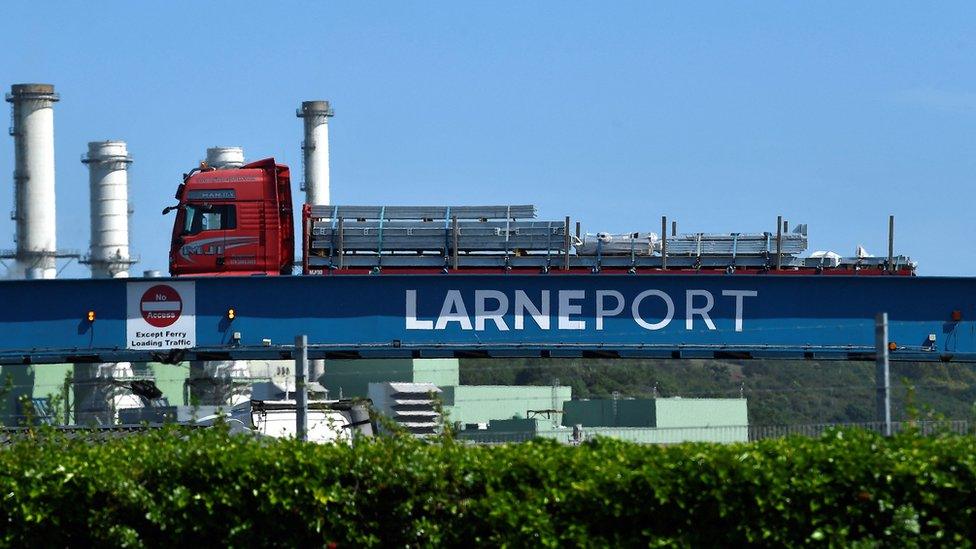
[302,204,915,276]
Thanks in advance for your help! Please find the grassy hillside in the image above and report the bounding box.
[460,358,976,425]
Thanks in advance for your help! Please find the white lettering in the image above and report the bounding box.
[434,290,473,330]
[475,290,510,331]
[405,290,433,330]
[558,290,586,330]
[632,289,674,331]
[685,289,716,330]
[722,289,758,332]
[406,287,757,334]
[595,290,625,330]
[514,290,550,330]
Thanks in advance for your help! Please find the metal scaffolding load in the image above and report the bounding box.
[307,204,569,270]
[308,204,537,220]
[574,232,660,256]
[665,230,807,257]
[304,204,913,273]
[312,220,564,252]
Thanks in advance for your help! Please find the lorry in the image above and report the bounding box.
[196,399,374,444]
[167,158,915,277]
[167,158,294,276]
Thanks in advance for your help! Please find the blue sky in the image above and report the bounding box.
[0,2,974,276]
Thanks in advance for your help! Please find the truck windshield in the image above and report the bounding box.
[182,204,237,235]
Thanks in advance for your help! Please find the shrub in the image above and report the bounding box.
[0,428,972,546]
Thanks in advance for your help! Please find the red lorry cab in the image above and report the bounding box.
[168,158,294,276]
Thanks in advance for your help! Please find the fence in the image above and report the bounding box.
[455,419,974,445]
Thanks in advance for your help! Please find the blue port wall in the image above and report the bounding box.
[0,274,973,363]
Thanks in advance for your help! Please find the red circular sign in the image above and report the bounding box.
[140,285,183,328]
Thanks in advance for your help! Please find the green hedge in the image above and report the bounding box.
[0,428,973,546]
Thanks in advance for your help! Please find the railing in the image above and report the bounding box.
[455,420,973,445]
[747,419,971,440]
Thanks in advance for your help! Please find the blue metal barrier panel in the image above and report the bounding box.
[0,274,973,363]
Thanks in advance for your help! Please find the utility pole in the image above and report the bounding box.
[551,378,560,428]
[875,313,891,436]
[62,376,71,425]
[295,334,309,441]
[612,390,620,427]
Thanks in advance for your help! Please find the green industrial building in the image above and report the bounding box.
[455,418,574,443]
[457,397,749,444]
[563,397,749,443]
[441,385,571,425]
[323,358,573,427]
[562,397,748,429]
[322,359,460,398]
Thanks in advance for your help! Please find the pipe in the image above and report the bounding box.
[337,217,345,270]
[775,215,783,270]
[887,215,895,273]
[661,216,668,270]
[563,216,571,271]
[451,215,459,271]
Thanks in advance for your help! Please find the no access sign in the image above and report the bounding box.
[127,281,196,349]
[141,285,183,327]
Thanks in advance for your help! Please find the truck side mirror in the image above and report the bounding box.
[175,183,185,200]
[162,205,179,215]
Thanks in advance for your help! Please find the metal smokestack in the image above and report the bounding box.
[297,100,333,207]
[82,141,134,278]
[297,100,333,384]
[197,145,251,403]
[6,84,59,279]
[205,146,245,169]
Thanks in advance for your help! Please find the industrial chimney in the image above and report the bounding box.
[205,146,245,169]
[296,101,333,206]
[297,100,333,383]
[6,84,59,279]
[196,146,252,405]
[81,141,134,278]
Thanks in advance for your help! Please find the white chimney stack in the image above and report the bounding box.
[297,100,333,206]
[6,83,59,279]
[82,141,134,278]
[297,100,333,384]
[205,146,245,169]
